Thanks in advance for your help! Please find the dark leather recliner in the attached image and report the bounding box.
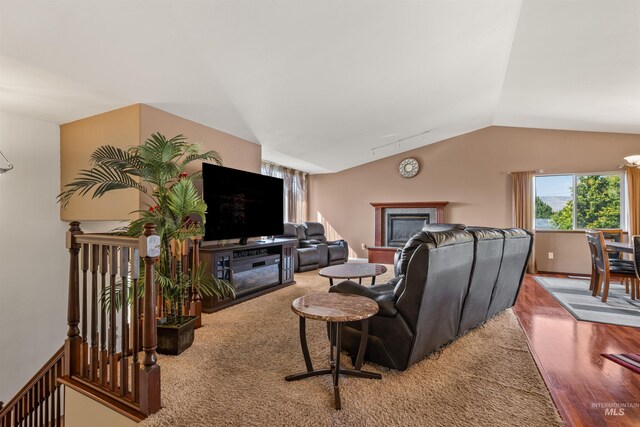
[277,222,349,272]
[303,222,349,266]
[330,226,532,371]
[277,223,322,272]
[392,223,466,276]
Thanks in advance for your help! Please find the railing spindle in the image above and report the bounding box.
[109,245,118,391]
[43,371,49,426]
[100,245,108,388]
[48,378,51,426]
[23,388,31,425]
[90,244,99,382]
[119,247,130,397]
[38,378,46,425]
[81,243,89,378]
[56,361,63,425]
[131,248,140,402]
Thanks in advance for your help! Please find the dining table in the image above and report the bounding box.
[606,241,634,255]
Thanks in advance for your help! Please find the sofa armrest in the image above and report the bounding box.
[327,239,349,257]
[329,280,397,317]
[393,249,402,276]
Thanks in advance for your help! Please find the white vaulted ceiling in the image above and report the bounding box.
[0,0,638,173]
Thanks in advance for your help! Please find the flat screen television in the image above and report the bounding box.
[202,163,284,243]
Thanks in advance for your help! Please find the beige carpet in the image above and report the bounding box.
[141,268,562,427]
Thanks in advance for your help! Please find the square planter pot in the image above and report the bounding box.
[157,315,197,355]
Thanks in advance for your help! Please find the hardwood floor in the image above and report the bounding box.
[513,274,640,427]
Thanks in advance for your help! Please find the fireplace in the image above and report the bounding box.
[385,213,431,247]
[369,201,448,263]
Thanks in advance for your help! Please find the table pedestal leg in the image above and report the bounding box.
[354,318,368,370]
[285,317,381,409]
[299,317,313,372]
[333,322,342,409]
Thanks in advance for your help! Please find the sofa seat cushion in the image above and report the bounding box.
[297,247,320,266]
[300,239,322,246]
[328,244,347,261]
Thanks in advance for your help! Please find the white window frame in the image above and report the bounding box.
[533,171,626,231]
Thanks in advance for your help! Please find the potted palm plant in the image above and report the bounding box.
[59,133,235,355]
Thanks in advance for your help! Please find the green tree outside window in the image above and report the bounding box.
[535,197,553,219]
[548,175,621,230]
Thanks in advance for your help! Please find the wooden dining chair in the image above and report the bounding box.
[585,231,600,292]
[599,228,634,294]
[600,228,624,259]
[633,235,640,299]
[587,231,637,302]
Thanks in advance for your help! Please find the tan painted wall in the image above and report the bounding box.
[60,104,262,220]
[308,126,640,274]
[64,388,137,427]
[138,105,262,211]
[60,104,140,221]
[139,104,261,174]
[535,231,599,274]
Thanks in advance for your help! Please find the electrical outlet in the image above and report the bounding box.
[548,252,554,259]
[361,243,368,250]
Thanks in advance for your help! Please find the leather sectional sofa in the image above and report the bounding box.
[278,222,349,272]
[329,224,532,371]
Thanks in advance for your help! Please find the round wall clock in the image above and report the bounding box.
[399,157,420,178]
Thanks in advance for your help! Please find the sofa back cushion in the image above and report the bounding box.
[395,231,434,278]
[281,223,297,237]
[485,228,533,319]
[294,224,307,240]
[421,223,466,232]
[458,227,505,334]
[304,222,327,242]
[395,230,475,365]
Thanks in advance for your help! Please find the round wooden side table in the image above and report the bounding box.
[319,263,388,286]
[285,292,382,410]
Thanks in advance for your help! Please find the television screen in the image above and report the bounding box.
[202,163,284,242]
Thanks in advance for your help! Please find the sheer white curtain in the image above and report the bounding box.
[261,161,308,223]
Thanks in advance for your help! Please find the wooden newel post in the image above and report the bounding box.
[65,221,83,377]
[139,223,161,415]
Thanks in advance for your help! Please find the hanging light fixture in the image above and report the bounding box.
[0,150,13,174]
[624,154,640,168]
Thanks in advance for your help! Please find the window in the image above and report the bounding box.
[534,172,624,230]
[261,161,308,223]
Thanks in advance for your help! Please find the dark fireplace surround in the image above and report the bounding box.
[369,202,448,263]
[386,213,431,247]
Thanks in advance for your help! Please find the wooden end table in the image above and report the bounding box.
[319,263,388,286]
[285,293,382,409]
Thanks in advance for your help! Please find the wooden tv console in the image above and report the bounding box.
[199,238,296,312]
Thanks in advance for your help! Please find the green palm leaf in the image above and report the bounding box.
[58,164,147,207]
[180,150,222,169]
[166,179,207,223]
[90,145,143,175]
